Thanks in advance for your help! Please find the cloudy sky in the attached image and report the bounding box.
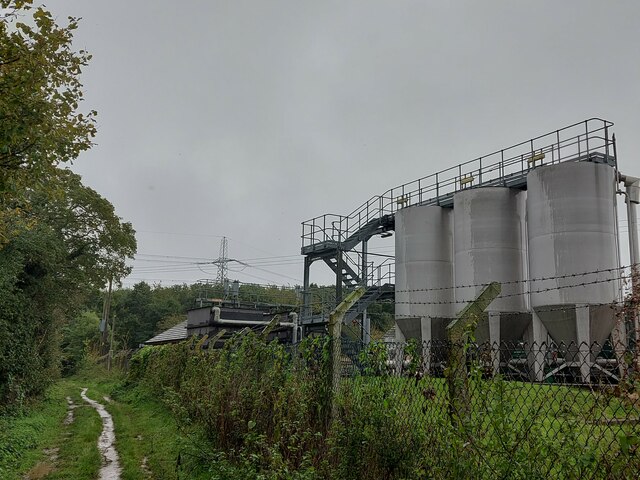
[49,0,640,288]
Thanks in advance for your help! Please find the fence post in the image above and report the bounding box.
[445,282,501,425]
[328,287,366,420]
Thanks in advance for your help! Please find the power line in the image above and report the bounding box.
[136,230,224,238]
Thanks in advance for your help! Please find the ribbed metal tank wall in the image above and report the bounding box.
[395,205,454,342]
[453,187,528,312]
[453,187,529,343]
[527,161,619,346]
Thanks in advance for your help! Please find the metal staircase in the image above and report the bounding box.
[300,118,617,337]
[344,283,394,325]
[322,256,360,288]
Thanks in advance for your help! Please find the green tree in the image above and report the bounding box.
[60,310,101,374]
[1,0,96,244]
[31,169,136,284]
[0,0,136,409]
[0,225,67,407]
[0,171,136,408]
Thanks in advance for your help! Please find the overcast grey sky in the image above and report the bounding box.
[49,0,640,288]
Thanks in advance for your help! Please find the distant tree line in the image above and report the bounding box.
[87,281,302,351]
[77,281,393,356]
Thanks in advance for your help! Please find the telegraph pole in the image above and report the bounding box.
[100,277,113,355]
[108,312,116,372]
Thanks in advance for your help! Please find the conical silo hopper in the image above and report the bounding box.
[526,161,620,353]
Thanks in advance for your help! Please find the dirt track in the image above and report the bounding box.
[81,388,121,480]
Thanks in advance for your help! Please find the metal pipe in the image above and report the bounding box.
[628,198,639,268]
[213,319,296,327]
[290,313,299,343]
[619,174,640,268]
[625,182,639,269]
[619,173,640,361]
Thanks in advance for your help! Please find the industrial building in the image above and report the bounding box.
[299,118,639,382]
[145,297,299,347]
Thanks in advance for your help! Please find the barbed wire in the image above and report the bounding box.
[394,274,631,306]
[302,272,634,310]
[394,264,635,294]
[302,266,637,310]
[393,298,628,318]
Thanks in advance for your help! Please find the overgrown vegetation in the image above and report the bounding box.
[128,333,333,478]
[126,333,640,479]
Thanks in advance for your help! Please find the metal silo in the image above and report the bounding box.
[527,161,620,379]
[394,205,454,344]
[453,187,530,345]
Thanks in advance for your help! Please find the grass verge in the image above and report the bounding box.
[0,383,67,479]
[0,362,207,479]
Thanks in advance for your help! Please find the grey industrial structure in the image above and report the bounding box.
[299,118,640,383]
[145,304,298,346]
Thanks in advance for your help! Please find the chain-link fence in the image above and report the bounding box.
[331,338,640,479]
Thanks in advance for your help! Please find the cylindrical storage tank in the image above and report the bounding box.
[453,187,530,344]
[527,161,619,346]
[454,187,528,313]
[395,205,454,343]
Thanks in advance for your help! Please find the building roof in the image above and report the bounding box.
[144,321,188,345]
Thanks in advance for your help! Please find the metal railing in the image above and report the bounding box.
[302,118,614,250]
[368,257,394,287]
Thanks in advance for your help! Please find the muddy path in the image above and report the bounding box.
[81,388,122,480]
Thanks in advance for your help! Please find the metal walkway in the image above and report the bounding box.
[300,118,617,336]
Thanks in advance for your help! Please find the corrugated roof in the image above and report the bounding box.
[144,321,188,345]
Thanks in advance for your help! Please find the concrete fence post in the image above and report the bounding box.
[328,287,365,421]
[445,282,501,425]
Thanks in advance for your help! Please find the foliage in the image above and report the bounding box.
[127,333,640,479]
[60,311,101,375]
[111,282,193,349]
[0,174,136,408]
[358,340,389,376]
[0,226,68,408]
[31,169,136,282]
[0,0,136,410]
[364,300,394,334]
[0,383,67,479]
[0,0,96,244]
[331,377,428,480]
[129,333,332,477]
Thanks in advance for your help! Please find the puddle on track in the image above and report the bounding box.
[81,388,122,480]
[63,396,76,425]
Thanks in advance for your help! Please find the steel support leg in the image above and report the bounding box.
[335,252,343,306]
[420,317,432,374]
[489,312,500,375]
[526,311,546,382]
[302,256,311,324]
[576,304,591,384]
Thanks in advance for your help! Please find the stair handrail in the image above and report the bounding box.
[369,258,395,287]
